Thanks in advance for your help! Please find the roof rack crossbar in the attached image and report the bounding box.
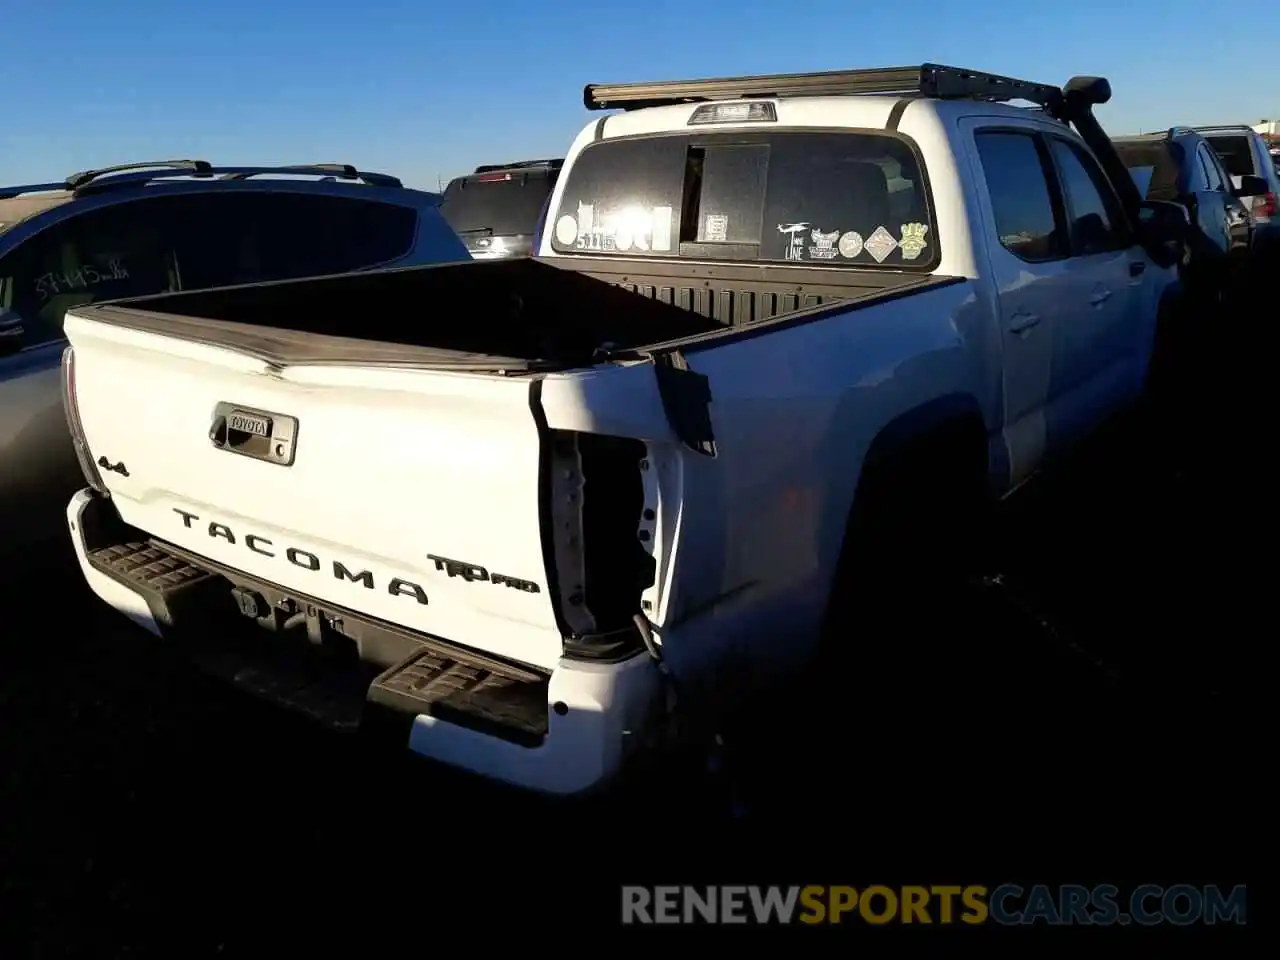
[584,63,1063,112]
[64,159,214,191]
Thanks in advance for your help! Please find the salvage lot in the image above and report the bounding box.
[1,373,1253,949]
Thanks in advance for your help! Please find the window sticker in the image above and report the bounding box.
[807,228,840,260]
[569,203,674,253]
[898,222,929,260]
[703,214,728,242]
[864,225,898,263]
[838,231,864,258]
[651,206,673,252]
[554,214,578,246]
[778,222,810,261]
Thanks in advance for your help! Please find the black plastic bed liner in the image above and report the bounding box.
[84,536,549,748]
[73,256,960,370]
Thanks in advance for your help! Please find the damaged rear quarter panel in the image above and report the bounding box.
[540,279,992,687]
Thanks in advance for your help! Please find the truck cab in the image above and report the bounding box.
[538,68,1178,488]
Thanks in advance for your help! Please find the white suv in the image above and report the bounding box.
[1195,125,1280,224]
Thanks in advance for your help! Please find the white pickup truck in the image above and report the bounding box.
[62,64,1190,794]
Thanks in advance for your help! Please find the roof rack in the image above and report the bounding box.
[217,163,402,188]
[1191,124,1257,133]
[4,161,403,200]
[472,158,564,174]
[585,63,1069,112]
[65,160,214,191]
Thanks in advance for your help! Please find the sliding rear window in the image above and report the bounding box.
[550,130,936,269]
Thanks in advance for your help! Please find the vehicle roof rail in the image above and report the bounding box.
[65,164,404,197]
[64,160,214,191]
[472,158,564,174]
[217,163,403,188]
[584,63,1080,112]
[0,181,72,200]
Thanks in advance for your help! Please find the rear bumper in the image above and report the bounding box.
[66,488,664,795]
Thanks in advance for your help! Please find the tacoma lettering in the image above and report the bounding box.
[426,554,541,594]
[172,508,428,605]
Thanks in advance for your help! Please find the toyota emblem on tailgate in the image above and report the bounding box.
[209,401,299,467]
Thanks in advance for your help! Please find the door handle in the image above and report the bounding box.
[1089,289,1112,306]
[1008,311,1041,334]
[1129,261,1146,277]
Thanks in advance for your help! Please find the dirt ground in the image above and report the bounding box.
[0,404,1253,952]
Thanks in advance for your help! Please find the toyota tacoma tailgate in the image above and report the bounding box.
[66,312,566,673]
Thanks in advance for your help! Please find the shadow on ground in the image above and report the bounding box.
[0,394,1254,952]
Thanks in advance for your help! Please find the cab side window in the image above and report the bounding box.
[0,200,179,347]
[1047,138,1128,255]
[974,130,1067,263]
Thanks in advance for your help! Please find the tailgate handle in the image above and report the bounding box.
[209,414,229,447]
[209,402,299,467]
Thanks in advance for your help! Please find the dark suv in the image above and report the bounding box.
[439,159,562,259]
[0,159,468,556]
[1114,129,1262,302]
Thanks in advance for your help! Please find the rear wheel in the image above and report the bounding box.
[712,420,998,818]
[818,422,991,694]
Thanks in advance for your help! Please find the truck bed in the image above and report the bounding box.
[546,254,926,328]
[84,256,949,369]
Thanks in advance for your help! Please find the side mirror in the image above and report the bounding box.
[1234,174,1270,198]
[1136,199,1189,268]
[0,307,24,358]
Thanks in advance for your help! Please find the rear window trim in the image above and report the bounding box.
[551,124,941,272]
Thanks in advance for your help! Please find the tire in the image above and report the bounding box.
[817,420,989,690]
[711,420,989,819]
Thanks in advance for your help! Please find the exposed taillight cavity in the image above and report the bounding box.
[1256,192,1277,219]
[60,345,108,493]
[545,429,655,662]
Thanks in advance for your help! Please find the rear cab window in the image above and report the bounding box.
[549,131,937,269]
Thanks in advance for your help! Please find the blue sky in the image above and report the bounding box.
[1,0,1273,190]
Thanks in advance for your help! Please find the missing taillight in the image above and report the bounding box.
[60,346,108,493]
[547,430,655,661]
